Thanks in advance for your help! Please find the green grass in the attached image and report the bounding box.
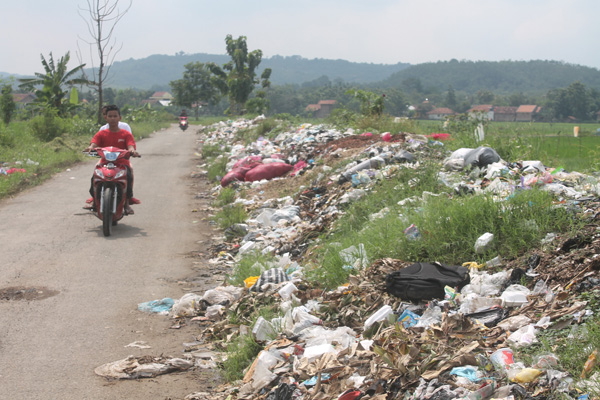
[227,251,276,287]
[215,187,237,206]
[207,156,229,182]
[309,183,578,288]
[213,203,248,230]
[220,334,263,382]
[414,120,600,172]
[0,118,169,200]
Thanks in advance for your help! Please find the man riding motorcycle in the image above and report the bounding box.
[84,105,140,214]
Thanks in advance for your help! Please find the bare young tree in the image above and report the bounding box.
[77,0,132,123]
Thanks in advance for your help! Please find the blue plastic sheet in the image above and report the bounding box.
[449,366,482,382]
[138,298,174,313]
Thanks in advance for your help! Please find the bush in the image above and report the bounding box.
[66,116,98,137]
[29,108,66,141]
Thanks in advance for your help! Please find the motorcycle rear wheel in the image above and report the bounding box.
[102,187,113,236]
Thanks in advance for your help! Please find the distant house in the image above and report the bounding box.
[516,105,541,122]
[147,91,173,106]
[467,105,494,121]
[494,106,517,122]
[305,100,337,118]
[427,107,455,120]
[12,93,36,109]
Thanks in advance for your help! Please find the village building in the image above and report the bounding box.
[427,107,455,120]
[12,93,36,109]
[142,91,173,107]
[467,105,494,121]
[516,105,542,122]
[493,106,517,122]
[305,100,337,118]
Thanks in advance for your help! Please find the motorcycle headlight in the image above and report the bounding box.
[115,170,126,179]
[94,169,104,179]
[104,151,119,162]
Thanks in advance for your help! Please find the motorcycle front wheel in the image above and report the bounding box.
[102,187,113,236]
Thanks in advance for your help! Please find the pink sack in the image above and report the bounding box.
[291,160,308,177]
[232,155,262,170]
[245,163,293,182]
[382,132,391,142]
[221,168,247,187]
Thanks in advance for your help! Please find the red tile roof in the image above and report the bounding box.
[516,105,540,113]
[468,105,493,112]
[494,106,517,114]
[428,107,454,114]
[318,100,336,105]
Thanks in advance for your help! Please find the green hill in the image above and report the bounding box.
[98,53,410,90]
[379,59,600,94]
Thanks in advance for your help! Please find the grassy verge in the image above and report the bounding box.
[0,119,170,200]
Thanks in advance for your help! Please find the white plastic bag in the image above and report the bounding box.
[474,232,494,254]
[363,305,393,330]
[501,284,531,307]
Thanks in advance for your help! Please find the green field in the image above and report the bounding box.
[413,120,600,172]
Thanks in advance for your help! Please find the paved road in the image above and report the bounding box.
[0,125,215,399]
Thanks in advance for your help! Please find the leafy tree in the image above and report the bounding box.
[18,52,89,116]
[245,91,270,115]
[170,62,226,118]
[213,35,272,115]
[444,85,457,110]
[565,81,592,120]
[508,92,528,107]
[476,90,494,104]
[346,89,385,117]
[544,82,593,121]
[0,84,16,125]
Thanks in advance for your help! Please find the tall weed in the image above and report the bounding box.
[213,203,248,230]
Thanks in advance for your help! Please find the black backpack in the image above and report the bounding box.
[385,262,470,301]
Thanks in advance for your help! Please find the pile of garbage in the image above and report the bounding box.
[102,118,600,399]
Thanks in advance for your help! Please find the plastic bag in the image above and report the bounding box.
[501,284,531,307]
[507,324,538,347]
[138,297,174,314]
[364,305,393,330]
[474,232,494,253]
[171,293,202,317]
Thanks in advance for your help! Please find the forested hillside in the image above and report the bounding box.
[380,59,600,94]
[100,53,411,89]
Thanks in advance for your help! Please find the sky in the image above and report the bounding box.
[2,0,599,76]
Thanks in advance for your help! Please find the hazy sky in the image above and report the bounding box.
[2,0,599,76]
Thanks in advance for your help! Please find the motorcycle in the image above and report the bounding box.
[86,147,140,236]
[179,116,188,131]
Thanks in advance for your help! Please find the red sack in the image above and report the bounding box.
[232,155,262,170]
[428,133,451,141]
[221,168,247,187]
[245,163,293,182]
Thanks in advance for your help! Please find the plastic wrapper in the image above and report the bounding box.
[171,293,203,317]
[474,232,494,254]
[507,324,538,347]
[500,284,531,307]
[363,305,393,330]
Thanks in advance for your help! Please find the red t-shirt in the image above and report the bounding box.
[91,129,136,150]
